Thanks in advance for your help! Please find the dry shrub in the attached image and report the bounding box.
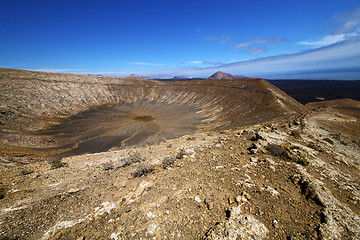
[47,158,67,170]
[119,152,144,167]
[267,144,310,166]
[266,144,286,157]
[19,169,33,175]
[162,156,176,169]
[131,163,154,177]
[103,162,114,171]
[290,130,301,138]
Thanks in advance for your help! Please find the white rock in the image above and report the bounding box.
[147,211,156,219]
[110,232,121,240]
[205,205,268,239]
[264,186,280,196]
[147,224,158,235]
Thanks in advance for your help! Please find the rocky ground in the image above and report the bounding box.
[0,106,359,240]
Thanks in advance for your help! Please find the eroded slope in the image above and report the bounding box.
[0,68,303,160]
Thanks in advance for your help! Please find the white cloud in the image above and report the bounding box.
[247,47,267,55]
[232,37,287,49]
[298,34,346,47]
[203,61,224,66]
[187,61,224,65]
[188,61,203,64]
[206,34,231,44]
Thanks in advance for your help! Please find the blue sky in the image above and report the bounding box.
[1,0,360,79]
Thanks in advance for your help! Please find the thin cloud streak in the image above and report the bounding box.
[298,34,346,47]
[188,61,224,66]
[206,34,231,44]
[247,47,267,55]
[232,37,287,49]
[203,61,224,66]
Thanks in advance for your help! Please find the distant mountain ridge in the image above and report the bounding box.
[127,74,148,79]
[172,76,186,79]
[208,71,250,79]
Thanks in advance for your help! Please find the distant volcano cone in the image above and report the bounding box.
[128,74,148,79]
[208,71,250,79]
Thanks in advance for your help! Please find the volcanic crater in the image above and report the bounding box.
[0,68,302,161]
[1,68,360,240]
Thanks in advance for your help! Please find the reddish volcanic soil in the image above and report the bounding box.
[0,68,359,239]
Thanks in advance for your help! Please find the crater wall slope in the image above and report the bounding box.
[0,68,304,159]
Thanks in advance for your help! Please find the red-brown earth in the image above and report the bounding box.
[0,68,359,239]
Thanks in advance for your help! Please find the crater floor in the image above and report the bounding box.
[36,100,205,158]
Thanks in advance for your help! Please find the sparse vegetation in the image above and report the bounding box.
[250,133,263,141]
[19,169,33,176]
[290,130,301,138]
[162,156,176,169]
[103,162,114,171]
[176,148,186,159]
[266,144,286,158]
[330,133,341,141]
[131,163,154,177]
[119,152,144,167]
[247,143,259,154]
[267,144,310,165]
[186,137,196,141]
[293,150,311,166]
[47,158,67,169]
